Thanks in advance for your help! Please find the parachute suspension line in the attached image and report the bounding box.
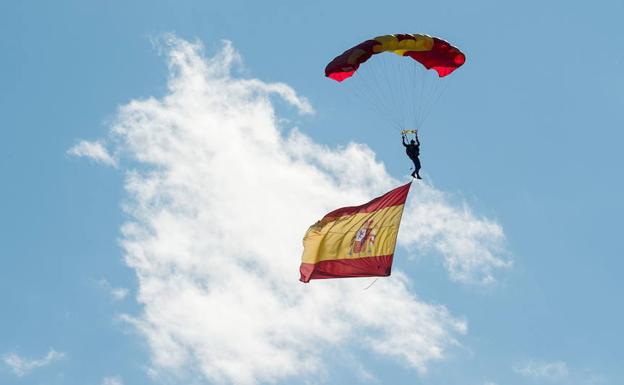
[373,55,403,131]
[420,77,450,128]
[410,60,420,130]
[363,277,379,290]
[394,56,406,128]
[410,63,419,128]
[386,54,417,133]
[357,57,392,126]
[399,57,414,130]
[411,58,418,128]
[423,71,438,128]
[390,55,409,132]
[349,84,389,130]
[347,56,388,128]
[353,64,404,131]
[401,58,416,131]
[378,54,403,132]
[389,55,401,127]
[416,65,428,129]
[412,69,446,130]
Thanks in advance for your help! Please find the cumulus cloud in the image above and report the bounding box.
[78,36,508,384]
[2,349,65,377]
[400,185,510,284]
[68,140,117,166]
[514,360,569,381]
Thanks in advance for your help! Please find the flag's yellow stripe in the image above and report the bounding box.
[301,204,404,264]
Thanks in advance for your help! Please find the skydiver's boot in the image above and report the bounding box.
[411,171,416,178]
[416,173,422,180]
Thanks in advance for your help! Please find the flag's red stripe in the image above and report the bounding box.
[323,182,411,220]
[299,255,393,283]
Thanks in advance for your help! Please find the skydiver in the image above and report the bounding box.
[402,131,422,179]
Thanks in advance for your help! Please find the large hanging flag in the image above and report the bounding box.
[300,182,412,283]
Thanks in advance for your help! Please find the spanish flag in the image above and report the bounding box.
[300,182,411,283]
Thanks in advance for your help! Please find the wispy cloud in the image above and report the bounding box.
[514,360,569,381]
[2,349,65,377]
[68,140,117,166]
[102,376,124,385]
[77,36,507,385]
[96,278,129,301]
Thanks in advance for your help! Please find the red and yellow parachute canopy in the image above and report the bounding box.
[324,34,465,131]
[325,34,465,82]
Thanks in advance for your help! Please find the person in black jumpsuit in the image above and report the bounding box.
[402,133,422,179]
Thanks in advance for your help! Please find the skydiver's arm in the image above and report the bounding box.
[402,135,408,147]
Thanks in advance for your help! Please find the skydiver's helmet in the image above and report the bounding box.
[410,139,415,145]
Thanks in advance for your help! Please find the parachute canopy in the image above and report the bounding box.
[325,34,465,82]
[324,34,466,131]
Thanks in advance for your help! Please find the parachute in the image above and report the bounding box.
[325,34,465,132]
[325,34,465,81]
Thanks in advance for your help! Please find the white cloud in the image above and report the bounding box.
[97,278,129,301]
[102,376,124,385]
[2,349,65,377]
[78,36,507,385]
[110,287,129,301]
[514,360,569,381]
[68,140,117,166]
[400,184,510,284]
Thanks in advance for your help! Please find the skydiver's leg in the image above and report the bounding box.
[409,157,417,178]
[407,156,416,177]
[413,158,422,179]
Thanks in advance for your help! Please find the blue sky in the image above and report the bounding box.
[1,1,623,385]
